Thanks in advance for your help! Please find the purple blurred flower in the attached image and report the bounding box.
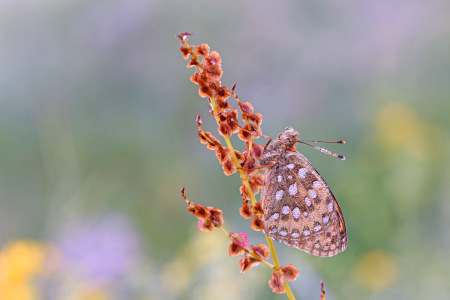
[57,214,141,285]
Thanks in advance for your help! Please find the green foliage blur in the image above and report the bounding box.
[1,1,449,299]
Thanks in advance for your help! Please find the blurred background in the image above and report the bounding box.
[1,0,449,299]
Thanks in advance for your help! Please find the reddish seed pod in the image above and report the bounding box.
[269,272,285,294]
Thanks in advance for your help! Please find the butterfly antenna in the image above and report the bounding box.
[300,139,345,144]
[298,140,345,160]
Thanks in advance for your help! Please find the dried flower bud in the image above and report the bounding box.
[233,150,245,164]
[187,206,195,214]
[239,202,253,219]
[192,204,210,220]
[203,64,223,81]
[176,32,193,41]
[248,180,260,195]
[252,202,264,215]
[242,158,258,177]
[208,207,223,227]
[196,114,202,127]
[198,82,212,98]
[198,131,221,150]
[237,127,252,141]
[250,214,264,231]
[190,72,199,85]
[215,147,230,164]
[269,272,285,293]
[198,130,209,144]
[218,109,237,125]
[216,99,231,111]
[250,243,270,260]
[179,45,190,60]
[229,232,248,247]
[198,219,213,231]
[190,71,208,87]
[229,232,247,256]
[239,185,250,201]
[206,51,221,65]
[219,122,232,137]
[238,255,260,274]
[214,86,231,102]
[248,113,263,125]
[222,158,237,176]
[229,121,239,134]
[195,43,210,57]
[238,101,254,116]
[251,143,264,160]
[251,174,264,189]
[187,57,199,68]
[247,122,262,134]
[229,243,245,257]
[218,112,227,123]
[238,257,251,273]
[281,264,299,281]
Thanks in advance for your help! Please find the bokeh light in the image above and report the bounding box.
[354,250,398,291]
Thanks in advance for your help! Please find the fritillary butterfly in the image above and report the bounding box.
[259,127,347,257]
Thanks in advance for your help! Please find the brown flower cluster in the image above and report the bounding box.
[177,32,269,227]
[177,33,300,297]
[269,265,300,294]
[181,187,223,231]
[227,232,271,273]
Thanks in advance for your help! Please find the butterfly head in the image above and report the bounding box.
[277,126,300,150]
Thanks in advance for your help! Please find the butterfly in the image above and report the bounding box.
[259,127,347,257]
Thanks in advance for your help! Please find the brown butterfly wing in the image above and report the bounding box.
[261,151,347,257]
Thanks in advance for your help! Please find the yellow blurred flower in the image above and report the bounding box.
[0,240,46,300]
[376,102,444,160]
[376,102,419,148]
[354,250,398,291]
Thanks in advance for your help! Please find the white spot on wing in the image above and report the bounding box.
[277,175,282,182]
[270,213,279,221]
[303,211,308,217]
[298,168,307,179]
[288,183,297,196]
[323,215,329,224]
[314,224,322,232]
[281,205,290,215]
[292,207,300,219]
[305,197,311,206]
[313,181,321,189]
[279,229,288,236]
[308,189,317,199]
[287,164,295,169]
[270,227,277,234]
[327,202,333,212]
[303,229,310,237]
[275,190,284,201]
[291,232,300,238]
